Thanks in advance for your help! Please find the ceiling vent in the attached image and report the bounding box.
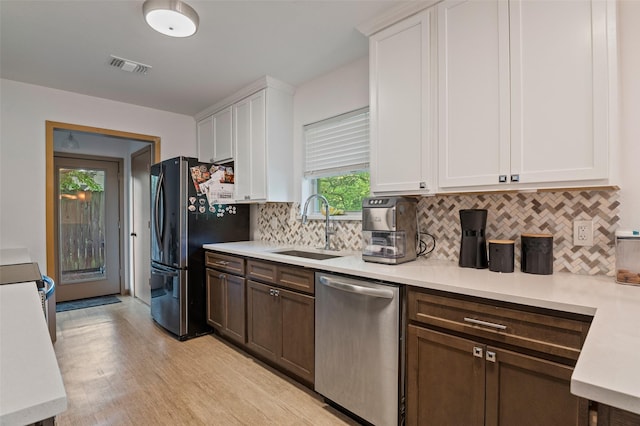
[108,55,151,74]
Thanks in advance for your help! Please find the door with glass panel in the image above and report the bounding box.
[54,155,121,302]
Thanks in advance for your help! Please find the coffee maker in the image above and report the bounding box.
[459,209,488,269]
[362,196,417,264]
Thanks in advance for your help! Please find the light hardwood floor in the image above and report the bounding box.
[54,296,358,425]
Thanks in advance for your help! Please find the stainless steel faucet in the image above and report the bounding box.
[301,194,334,250]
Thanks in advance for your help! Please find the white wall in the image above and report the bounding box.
[292,56,370,203]
[0,79,196,274]
[618,0,640,230]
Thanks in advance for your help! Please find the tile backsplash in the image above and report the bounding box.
[257,189,619,276]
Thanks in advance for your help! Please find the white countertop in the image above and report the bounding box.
[0,249,67,425]
[204,241,640,415]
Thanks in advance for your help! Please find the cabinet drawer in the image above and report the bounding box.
[247,259,315,295]
[246,260,277,284]
[408,289,591,361]
[205,252,245,275]
[277,265,314,295]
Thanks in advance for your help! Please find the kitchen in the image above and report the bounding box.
[1,0,640,425]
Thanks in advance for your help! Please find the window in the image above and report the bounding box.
[303,107,370,216]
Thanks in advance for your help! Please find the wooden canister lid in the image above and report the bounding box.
[488,239,515,244]
[521,233,553,238]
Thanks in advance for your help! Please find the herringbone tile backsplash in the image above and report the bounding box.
[257,190,619,276]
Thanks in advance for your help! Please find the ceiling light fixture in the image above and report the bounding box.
[142,0,199,38]
[62,132,80,150]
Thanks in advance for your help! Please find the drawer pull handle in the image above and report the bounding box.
[473,346,483,358]
[464,317,507,331]
[486,351,496,363]
[216,260,229,266]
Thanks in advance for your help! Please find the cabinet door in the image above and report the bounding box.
[370,10,434,194]
[234,90,267,202]
[437,0,511,188]
[212,106,233,163]
[407,325,485,426]
[223,273,246,345]
[597,404,640,426]
[248,91,267,200]
[206,269,225,330]
[234,97,252,201]
[509,0,608,184]
[484,345,588,426]
[278,288,314,384]
[246,280,279,361]
[197,115,214,163]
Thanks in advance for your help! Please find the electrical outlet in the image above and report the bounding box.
[573,220,594,246]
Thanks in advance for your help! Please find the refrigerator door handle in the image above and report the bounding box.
[153,169,164,249]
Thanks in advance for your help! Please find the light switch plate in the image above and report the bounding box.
[573,220,594,246]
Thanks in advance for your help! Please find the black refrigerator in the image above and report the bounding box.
[150,156,249,340]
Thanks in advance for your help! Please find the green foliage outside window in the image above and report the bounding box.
[59,170,104,194]
[316,171,370,213]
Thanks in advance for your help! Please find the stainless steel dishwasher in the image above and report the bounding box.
[315,272,404,426]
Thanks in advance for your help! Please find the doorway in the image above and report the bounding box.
[131,146,152,305]
[45,121,160,313]
[55,155,122,301]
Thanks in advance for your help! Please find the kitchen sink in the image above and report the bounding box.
[275,250,342,260]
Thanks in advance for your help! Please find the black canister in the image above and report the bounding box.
[521,234,554,275]
[459,209,488,269]
[488,240,515,273]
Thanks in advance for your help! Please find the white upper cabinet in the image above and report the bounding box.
[195,76,294,203]
[197,114,215,163]
[438,0,613,191]
[437,0,510,188]
[212,106,233,163]
[369,9,435,195]
[234,90,267,202]
[233,86,293,203]
[197,106,233,163]
[509,0,609,184]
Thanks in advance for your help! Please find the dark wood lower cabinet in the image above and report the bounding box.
[279,287,314,383]
[407,325,485,426]
[485,344,588,426]
[247,280,314,384]
[206,269,246,345]
[597,404,640,426]
[407,325,588,426]
[247,280,280,359]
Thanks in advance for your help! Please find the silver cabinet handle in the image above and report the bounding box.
[473,346,483,358]
[463,317,507,331]
[318,276,394,299]
[216,260,229,266]
[486,351,496,363]
[269,289,279,297]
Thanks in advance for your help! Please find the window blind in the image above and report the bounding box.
[304,107,369,178]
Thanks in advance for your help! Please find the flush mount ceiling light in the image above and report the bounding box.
[142,0,199,38]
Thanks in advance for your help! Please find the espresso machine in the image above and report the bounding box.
[459,209,489,269]
[362,196,417,264]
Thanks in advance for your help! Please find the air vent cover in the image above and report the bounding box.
[108,55,151,74]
